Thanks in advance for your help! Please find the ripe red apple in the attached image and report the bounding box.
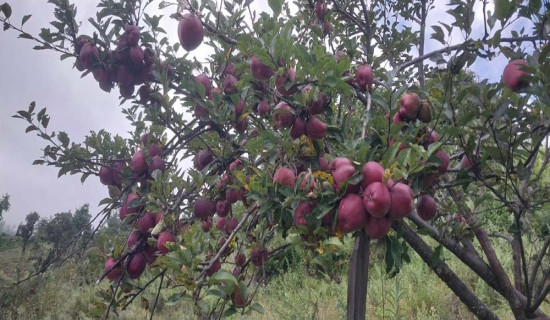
[309,92,328,115]
[195,73,211,96]
[503,59,529,92]
[131,149,147,174]
[143,47,156,65]
[75,35,89,54]
[148,143,162,157]
[363,182,391,218]
[154,212,163,224]
[202,219,212,232]
[298,172,314,191]
[235,117,248,134]
[436,150,449,173]
[417,195,437,221]
[225,188,241,204]
[116,65,134,86]
[322,21,331,37]
[422,128,439,147]
[250,56,274,80]
[273,102,295,128]
[79,43,99,69]
[93,67,110,83]
[392,112,403,125]
[119,85,135,99]
[365,216,391,240]
[223,74,238,94]
[231,283,248,307]
[294,202,315,227]
[306,116,327,139]
[273,167,296,187]
[104,257,121,281]
[193,150,213,170]
[216,200,230,217]
[125,25,140,46]
[158,61,174,80]
[315,0,328,21]
[290,116,307,139]
[224,218,238,233]
[138,85,152,103]
[234,99,246,115]
[319,157,329,171]
[127,230,141,249]
[99,166,114,185]
[194,199,217,220]
[147,156,166,175]
[399,93,421,121]
[222,62,236,77]
[127,253,146,279]
[120,192,141,221]
[328,157,352,172]
[178,13,204,51]
[418,100,432,123]
[250,247,269,267]
[257,100,271,117]
[138,211,156,233]
[112,161,125,185]
[338,194,368,233]
[129,46,144,65]
[157,231,176,254]
[235,253,246,267]
[361,161,384,188]
[194,104,209,119]
[275,68,296,96]
[144,245,158,264]
[461,154,474,170]
[388,182,413,219]
[206,259,221,276]
[355,64,374,90]
[332,164,358,194]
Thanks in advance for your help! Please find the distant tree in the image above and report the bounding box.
[0,194,10,222]
[16,212,40,252]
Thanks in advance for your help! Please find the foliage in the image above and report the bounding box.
[1,0,550,319]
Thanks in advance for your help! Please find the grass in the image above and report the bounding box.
[1,234,548,319]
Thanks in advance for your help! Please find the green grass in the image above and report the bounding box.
[1,235,548,319]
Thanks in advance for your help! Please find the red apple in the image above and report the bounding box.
[306,116,327,139]
[143,47,156,65]
[202,219,212,232]
[127,253,146,279]
[231,283,248,307]
[125,25,140,46]
[273,102,295,128]
[355,64,374,90]
[275,68,296,96]
[131,149,147,174]
[216,200,230,217]
[294,202,315,227]
[120,192,141,221]
[250,247,269,267]
[319,157,329,171]
[235,253,246,267]
[79,43,99,69]
[250,56,274,80]
[257,100,271,117]
[361,161,384,188]
[195,73,211,96]
[129,46,144,65]
[322,21,331,37]
[298,172,314,191]
[332,164,358,194]
[148,143,162,157]
[147,156,166,175]
[417,195,437,221]
[329,157,352,172]
[193,150,213,170]
[104,257,121,281]
[363,182,391,218]
[178,13,204,51]
[338,194,368,233]
[273,167,296,187]
[223,74,238,94]
[503,59,529,92]
[194,104,209,119]
[436,150,449,173]
[462,154,474,170]
[206,259,221,276]
[138,211,156,233]
[194,199,217,220]
[99,166,114,185]
[315,0,328,21]
[116,65,134,86]
[399,93,421,121]
[157,231,176,254]
[388,182,413,219]
[127,230,141,249]
[365,216,391,239]
[144,245,158,264]
[290,116,307,139]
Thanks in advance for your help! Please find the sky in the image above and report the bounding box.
[0,0,533,229]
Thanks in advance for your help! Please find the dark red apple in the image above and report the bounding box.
[306,116,327,139]
[104,257,121,281]
[178,13,204,51]
[120,192,141,221]
[129,46,144,65]
[127,230,141,249]
[116,65,134,86]
[319,157,329,171]
[125,25,140,46]
[315,0,328,21]
[322,21,331,37]
[148,143,162,157]
[250,56,274,80]
[231,284,248,307]
[195,73,211,96]
[93,67,110,83]
[436,150,449,173]
[138,211,156,233]
[273,167,296,187]
[226,188,241,204]
[399,93,421,121]
[224,218,238,233]
[193,150,213,170]
[222,63,236,77]
[216,217,227,231]
[235,117,248,134]
[235,253,246,267]
[309,92,328,115]
[157,231,176,254]
[257,100,271,117]
[75,35,89,54]
[131,149,147,174]
[147,156,166,175]
[144,245,158,264]
[99,166,114,185]
[338,194,368,233]
[194,199,217,220]
[202,219,212,232]
[294,202,315,227]
[355,64,374,90]
[119,85,135,99]
[273,102,295,128]
[361,161,384,188]
[138,85,152,103]
[216,200,230,217]
[388,182,413,219]
[417,195,437,221]
[206,259,221,276]
[79,43,99,69]
[329,157,352,172]
[298,172,314,191]
[127,253,146,279]
[223,74,238,94]
[275,68,296,96]
[393,112,403,125]
[332,165,357,194]
[290,116,307,139]
[363,182,391,218]
[250,247,269,267]
[365,216,391,239]
[194,104,209,119]
[503,59,529,92]
[235,99,246,115]
[143,47,156,65]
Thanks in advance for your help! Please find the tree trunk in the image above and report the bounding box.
[346,230,370,320]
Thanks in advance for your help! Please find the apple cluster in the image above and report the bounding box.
[314,0,331,37]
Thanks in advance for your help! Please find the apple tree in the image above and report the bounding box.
[2,0,550,319]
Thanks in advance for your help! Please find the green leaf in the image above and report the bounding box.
[250,303,265,314]
[21,14,31,26]
[25,125,37,133]
[1,3,12,19]
[208,270,237,287]
[430,245,443,266]
[57,131,70,147]
[494,0,510,20]
[268,0,282,18]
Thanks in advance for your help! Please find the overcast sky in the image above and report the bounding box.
[0,0,529,229]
